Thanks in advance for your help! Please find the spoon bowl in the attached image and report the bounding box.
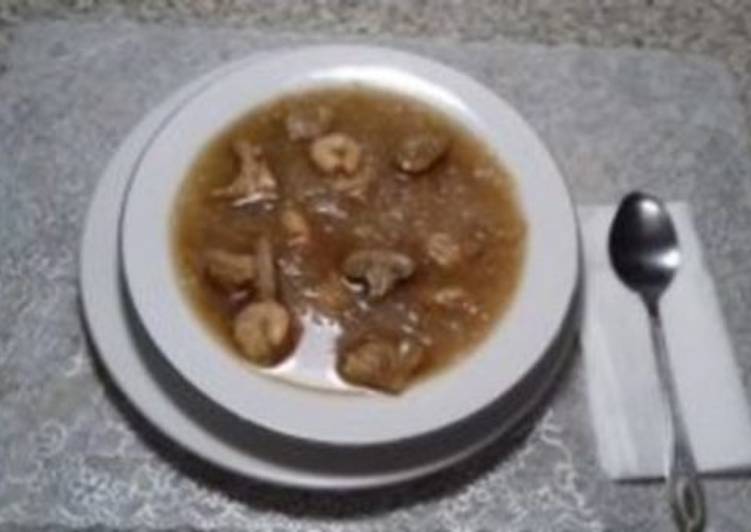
[609,191,681,303]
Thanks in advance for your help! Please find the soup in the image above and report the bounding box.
[172,86,526,393]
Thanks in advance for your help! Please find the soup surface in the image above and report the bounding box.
[173,86,526,393]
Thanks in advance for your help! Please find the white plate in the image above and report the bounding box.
[80,52,581,490]
[120,46,580,446]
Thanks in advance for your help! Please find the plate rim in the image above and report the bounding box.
[79,50,580,489]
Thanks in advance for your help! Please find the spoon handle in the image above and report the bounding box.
[647,302,706,532]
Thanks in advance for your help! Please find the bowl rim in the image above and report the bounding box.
[120,44,580,446]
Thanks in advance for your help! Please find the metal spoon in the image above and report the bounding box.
[609,191,705,532]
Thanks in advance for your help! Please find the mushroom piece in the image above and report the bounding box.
[280,207,311,246]
[425,232,461,268]
[204,249,256,290]
[285,105,334,141]
[343,249,416,299]
[338,338,423,393]
[233,301,291,366]
[393,132,449,174]
[309,133,362,175]
[212,140,278,206]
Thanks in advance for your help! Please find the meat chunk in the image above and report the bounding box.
[426,232,461,268]
[339,338,423,393]
[233,301,291,366]
[204,249,256,290]
[285,105,334,141]
[343,249,415,299]
[310,133,362,175]
[394,132,449,174]
[280,207,311,246]
[212,140,278,206]
[254,235,276,300]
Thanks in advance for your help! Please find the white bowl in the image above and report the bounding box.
[120,45,579,446]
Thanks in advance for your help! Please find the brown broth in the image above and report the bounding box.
[172,86,527,391]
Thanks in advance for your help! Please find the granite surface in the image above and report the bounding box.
[2,20,751,532]
[1,1,750,136]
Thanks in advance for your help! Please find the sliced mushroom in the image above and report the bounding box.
[310,133,362,175]
[285,105,334,141]
[425,232,461,268]
[255,236,276,300]
[338,337,423,393]
[343,249,415,299]
[233,301,291,366]
[280,207,311,246]
[212,140,278,206]
[394,132,449,174]
[204,249,255,290]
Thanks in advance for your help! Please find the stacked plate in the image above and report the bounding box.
[79,46,581,490]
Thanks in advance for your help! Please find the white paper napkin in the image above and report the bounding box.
[581,203,751,480]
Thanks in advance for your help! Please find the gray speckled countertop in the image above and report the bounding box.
[1,0,750,129]
[2,3,751,532]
